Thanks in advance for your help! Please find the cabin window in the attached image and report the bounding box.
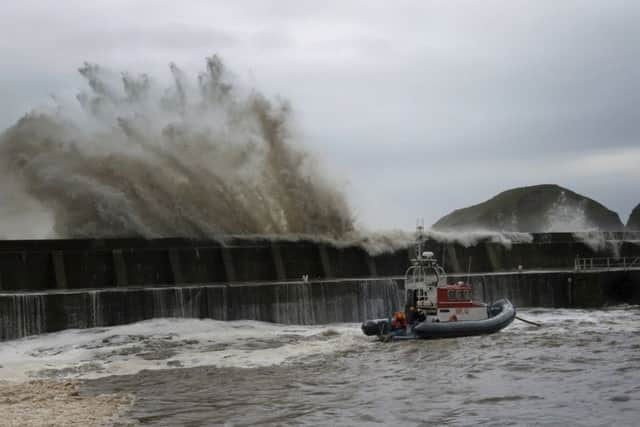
[446,289,471,300]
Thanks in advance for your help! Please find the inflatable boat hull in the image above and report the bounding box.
[362,299,515,340]
[413,299,515,339]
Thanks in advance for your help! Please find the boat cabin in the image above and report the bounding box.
[404,227,488,323]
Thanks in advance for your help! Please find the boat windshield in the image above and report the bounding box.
[406,265,439,288]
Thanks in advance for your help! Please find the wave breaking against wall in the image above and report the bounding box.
[0,56,353,239]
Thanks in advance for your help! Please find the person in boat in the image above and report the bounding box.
[407,306,418,323]
[407,306,426,324]
[391,311,408,332]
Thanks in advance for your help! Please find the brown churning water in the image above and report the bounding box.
[1,306,634,425]
[82,307,640,426]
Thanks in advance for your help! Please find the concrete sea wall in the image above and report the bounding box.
[1,233,639,340]
[1,232,639,291]
[2,270,640,341]
[0,279,403,341]
[454,270,640,309]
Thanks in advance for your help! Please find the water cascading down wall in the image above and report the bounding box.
[1,233,640,340]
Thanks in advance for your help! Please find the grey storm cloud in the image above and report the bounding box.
[0,0,638,230]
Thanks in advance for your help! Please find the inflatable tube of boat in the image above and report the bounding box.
[412,299,516,339]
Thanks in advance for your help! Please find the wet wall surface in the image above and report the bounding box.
[2,270,640,341]
[0,279,403,340]
[1,233,639,291]
[1,233,640,340]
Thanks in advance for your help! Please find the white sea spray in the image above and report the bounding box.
[0,56,354,239]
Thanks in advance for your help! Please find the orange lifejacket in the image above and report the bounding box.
[391,312,408,329]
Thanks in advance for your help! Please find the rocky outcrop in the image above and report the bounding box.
[627,204,640,230]
[433,184,624,232]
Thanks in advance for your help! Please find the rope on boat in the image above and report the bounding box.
[515,316,542,327]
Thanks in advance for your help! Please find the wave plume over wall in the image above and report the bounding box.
[0,56,354,239]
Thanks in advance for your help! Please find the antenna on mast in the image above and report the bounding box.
[415,218,425,260]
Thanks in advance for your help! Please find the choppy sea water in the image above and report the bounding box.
[1,307,639,426]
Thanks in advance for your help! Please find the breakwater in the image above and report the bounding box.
[1,232,639,291]
[1,232,640,340]
[3,269,640,341]
[0,279,402,341]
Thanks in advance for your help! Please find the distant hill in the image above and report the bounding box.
[628,204,640,230]
[433,184,624,232]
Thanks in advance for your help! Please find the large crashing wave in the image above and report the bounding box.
[0,56,354,239]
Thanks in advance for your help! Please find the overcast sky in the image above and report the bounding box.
[1,0,639,230]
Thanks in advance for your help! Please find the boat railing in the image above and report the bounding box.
[574,256,640,271]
